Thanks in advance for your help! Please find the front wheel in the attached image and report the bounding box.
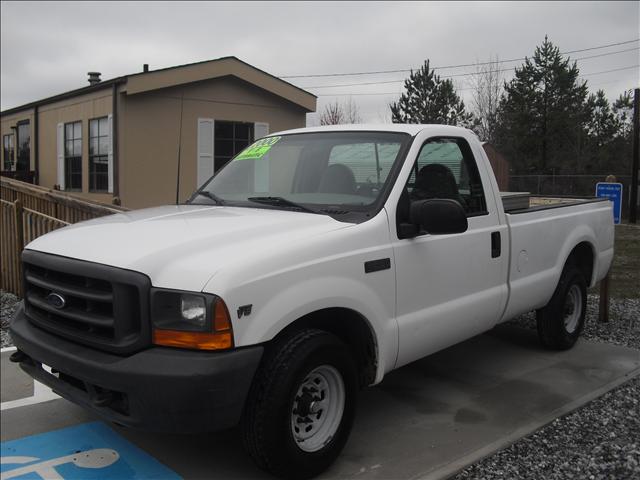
[242,329,358,479]
[536,265,587,350]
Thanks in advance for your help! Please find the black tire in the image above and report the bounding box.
[242,329,358,479]
[536,265,587,350]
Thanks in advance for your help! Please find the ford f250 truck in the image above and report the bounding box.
[10,125,614,478]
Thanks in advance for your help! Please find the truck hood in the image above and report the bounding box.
[26,205,352,291]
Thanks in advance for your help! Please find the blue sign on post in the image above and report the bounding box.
[596,182,623,224]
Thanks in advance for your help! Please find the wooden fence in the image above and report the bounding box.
[1,177,125,223]
[1,177,127,296]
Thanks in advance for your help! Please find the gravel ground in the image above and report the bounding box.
[1,290,19,348]
[2,290,639,479]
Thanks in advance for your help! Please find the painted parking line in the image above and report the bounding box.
[1,347,60,411]
[0,421,180,480]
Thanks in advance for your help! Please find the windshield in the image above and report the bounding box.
[192,131,411,214]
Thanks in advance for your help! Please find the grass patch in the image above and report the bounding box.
[596,224,640,299]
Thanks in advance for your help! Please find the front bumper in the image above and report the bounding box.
[10,305,263,433]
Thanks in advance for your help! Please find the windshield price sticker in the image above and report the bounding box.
[235,136,281,161]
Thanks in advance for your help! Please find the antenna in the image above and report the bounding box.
[175,92,185,204]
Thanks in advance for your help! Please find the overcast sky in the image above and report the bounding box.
[1,1,638,123]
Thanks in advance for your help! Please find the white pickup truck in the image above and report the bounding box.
[11,125,614,479]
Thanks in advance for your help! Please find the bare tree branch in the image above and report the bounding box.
[319,98,361,125]
[470,56,504,143]
[342,97,362,124]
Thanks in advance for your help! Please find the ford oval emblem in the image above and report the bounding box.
[45,292,66,309]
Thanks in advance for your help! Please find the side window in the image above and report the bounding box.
[89,117,109,192]
[64,121,82,191]
[406,137,487,216]
[3,134,14,170]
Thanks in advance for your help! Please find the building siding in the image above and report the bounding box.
[120,76,306,208]
[37,89,114,204]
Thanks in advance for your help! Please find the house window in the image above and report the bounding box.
[214,121,254,171]
[2,134,14,171]
[16,122,30,172]
[64,121,82,190]
[89,117,109,192]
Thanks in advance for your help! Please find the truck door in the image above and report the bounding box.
[391,134,508,368]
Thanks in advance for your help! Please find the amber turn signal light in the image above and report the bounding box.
[214,300,232,332]
[153,297,234,350]
[153,329,232,350]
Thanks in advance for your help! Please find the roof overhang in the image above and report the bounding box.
[124,57,316,112]
[1,56,316,116]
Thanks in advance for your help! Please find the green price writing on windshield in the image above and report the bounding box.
[235,136,281,161]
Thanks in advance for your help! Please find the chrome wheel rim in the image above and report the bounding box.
[291,365,345,453]
[563,285,582,333]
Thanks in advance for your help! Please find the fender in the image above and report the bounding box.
[553,202,613,288]
[233,275,396,384]
[502,204,608,322]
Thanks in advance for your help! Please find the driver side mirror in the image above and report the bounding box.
[409,199,468,235]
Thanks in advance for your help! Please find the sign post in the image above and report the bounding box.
[630,88,639,223]
[596,182,623,225]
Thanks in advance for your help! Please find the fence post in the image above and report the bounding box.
[14,199,24,250]
[13,199,24,296]
[598,274,610,323]
[629,88,639,223]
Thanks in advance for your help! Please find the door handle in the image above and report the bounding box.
[491,231,501,258]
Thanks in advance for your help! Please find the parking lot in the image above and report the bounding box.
[2,323,638,480]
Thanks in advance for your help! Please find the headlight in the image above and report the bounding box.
[151,289,233,350]
[180,294,206,327]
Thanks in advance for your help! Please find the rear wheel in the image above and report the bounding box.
[536,265,587,350]
[242,329,357,479]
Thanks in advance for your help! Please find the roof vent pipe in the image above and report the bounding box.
[87,72,101,85]
[143,64,149,73]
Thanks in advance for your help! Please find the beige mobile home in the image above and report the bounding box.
[1,57,316,209]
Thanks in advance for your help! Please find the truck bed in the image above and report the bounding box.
[500,192,609,214]
[500,197,614,322]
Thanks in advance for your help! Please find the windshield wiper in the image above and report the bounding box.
[195,191,225,205]
[247,196,319,214]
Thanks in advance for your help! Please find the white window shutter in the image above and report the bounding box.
[254,122,269,140]
[253,122,270,193]
[56,123,65,190]
[107,114,114,193]
[197,118,214,188]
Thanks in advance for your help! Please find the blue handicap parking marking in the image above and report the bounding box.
[0,421,180,480]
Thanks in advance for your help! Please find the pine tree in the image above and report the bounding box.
[495,36,590,174]
[612,91,634,139]
[586,90,618,147]
[390,60,476,128]
[601,91,635,176]
[583,90,619,172]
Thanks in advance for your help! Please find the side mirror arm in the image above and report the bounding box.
[397,222,419,239]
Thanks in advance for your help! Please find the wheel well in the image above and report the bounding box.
[274,308,378,388]
[566,242,595,285]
